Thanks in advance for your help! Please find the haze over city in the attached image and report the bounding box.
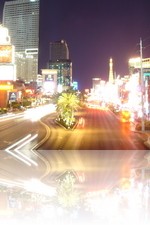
[0,0,150,90]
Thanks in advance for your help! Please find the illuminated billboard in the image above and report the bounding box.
[0,45,14,63]
[129,57,150,69]
[0,65,16,81]
[0,84,13,90]
[41,69,57,75]
[41,69,57,94]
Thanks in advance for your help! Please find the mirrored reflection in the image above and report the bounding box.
[0,150,150,225]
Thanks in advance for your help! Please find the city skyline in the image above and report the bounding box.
[0,0,150,90]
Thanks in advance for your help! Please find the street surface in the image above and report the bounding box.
[0,104,55,150]
[0,106,148,150]
[39,107,149,150]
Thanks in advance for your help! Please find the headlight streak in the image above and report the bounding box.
[14,134,38,151]
[4,134,38,167]
[24,104,56,122]
[0,113,24,122]
[4,134,32,151]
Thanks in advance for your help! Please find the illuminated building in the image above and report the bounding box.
[3,0,39,83]
[41,69,57,94]
[129,57,150,115]
[92,78,101,91]
[0,25,16,81]
[0,25,16,107]
[48,40,72,91]
[49,40,69,61]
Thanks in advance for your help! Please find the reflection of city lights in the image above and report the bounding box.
[84,180,150,224]
[24,179,56,197]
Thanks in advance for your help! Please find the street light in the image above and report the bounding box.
[140,38,145,132]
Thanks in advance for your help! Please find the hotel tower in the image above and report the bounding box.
[3,0,40,82]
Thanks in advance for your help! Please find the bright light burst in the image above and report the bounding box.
[24,104,56,121]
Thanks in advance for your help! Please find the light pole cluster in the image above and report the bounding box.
[140,38,145,131]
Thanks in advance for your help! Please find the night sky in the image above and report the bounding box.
[0,0,150,90]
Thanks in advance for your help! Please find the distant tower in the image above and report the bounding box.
[109,58,114,83]
[48,40,72,91]
[49,39,69,61]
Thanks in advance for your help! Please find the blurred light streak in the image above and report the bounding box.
[0,113,24,122]
[5,149,31,166]
[4,134,32,150]
[24,104,56,121]
[14,134,38,151]
[4,134,38,166]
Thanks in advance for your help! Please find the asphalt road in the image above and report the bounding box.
[38,107,149,150]
[0,106,54,150]
[0,106,148,150]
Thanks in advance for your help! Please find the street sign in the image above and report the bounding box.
[144,72,150,76]
[9,92,17,102]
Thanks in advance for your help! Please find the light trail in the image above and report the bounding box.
[4,134,32,151]
[4,134,38,166]
[14,134,38,151]
[0,113,24,122]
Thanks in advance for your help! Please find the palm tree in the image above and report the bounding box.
[56,92,79,128]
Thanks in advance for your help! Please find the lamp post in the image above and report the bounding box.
[140,38,145,132]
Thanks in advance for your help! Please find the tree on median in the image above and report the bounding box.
[56,92,79,128]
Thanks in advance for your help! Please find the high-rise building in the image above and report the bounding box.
[49,40,69,61]
[3,0,40,83]
[48,40,72,91]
